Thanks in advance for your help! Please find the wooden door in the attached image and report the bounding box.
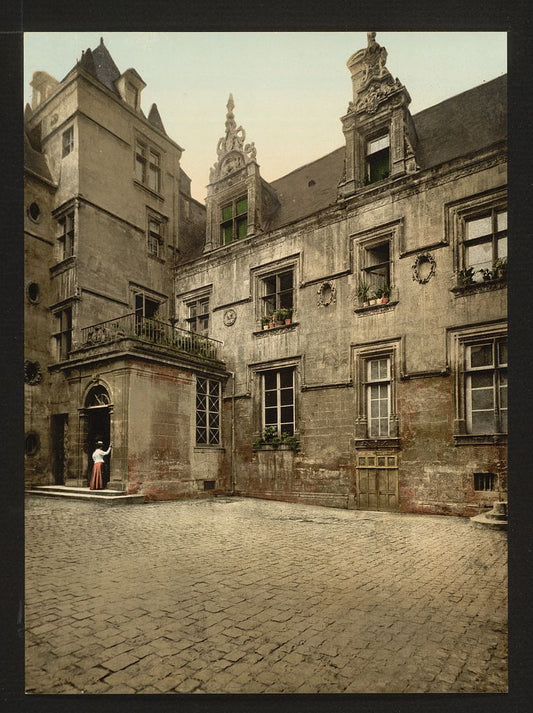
[356,452,398,511]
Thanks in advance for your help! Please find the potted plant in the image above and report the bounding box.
[381,284,391,303]
[279,307,292,325]
[494,257,507,280]
[268,313,276,329]
[357,281,371,307]
[261,315,270,330]
[458,266,476,286]
[274,310,284,327]
[369,291,379,306]
[480,268,494,281]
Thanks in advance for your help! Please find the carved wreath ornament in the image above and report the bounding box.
[317,281,336,307]
[412,253,436,284]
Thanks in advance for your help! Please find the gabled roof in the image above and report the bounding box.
[267,74,507,231]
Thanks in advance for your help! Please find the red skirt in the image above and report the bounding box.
[89,462,104,490]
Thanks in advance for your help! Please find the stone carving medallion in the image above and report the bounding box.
[223,309,237,326]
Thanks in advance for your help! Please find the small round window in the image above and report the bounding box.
[25,432,40,456]
[28,202,41,222]
[27,282,41,304]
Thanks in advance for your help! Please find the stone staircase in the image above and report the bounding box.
[25,484,145,505]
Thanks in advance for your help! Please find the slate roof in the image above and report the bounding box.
[24,132,53,184]
[78,39,121,96]
[267,74,507,231]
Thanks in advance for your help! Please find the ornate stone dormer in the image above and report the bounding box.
[338,32,418,199]
[204,95,278,252]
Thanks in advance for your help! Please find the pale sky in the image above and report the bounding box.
[24,32,507,202]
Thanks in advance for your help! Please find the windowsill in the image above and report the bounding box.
[194,446,225,452]
[454,433,507,446]
[253,444,298,452]
[147,253,166,264]
[50,255,76,274]
[353,437,401,449]
[133,179,164,201]
[253,321,299,336]
[450,278,506,296]
[354,300,398,314]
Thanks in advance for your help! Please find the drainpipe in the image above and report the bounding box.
[228,370,236,495]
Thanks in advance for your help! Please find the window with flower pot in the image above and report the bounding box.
[262,367,295,436]
[352,221,400,308]
[463,208,507,283]
[446,189,507,288]
[261,269,294,321]
[196,377,221,446]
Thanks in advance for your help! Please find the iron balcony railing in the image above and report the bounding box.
[80,313,223,362]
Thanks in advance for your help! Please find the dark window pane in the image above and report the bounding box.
[264,372,277,390]
[470,344,493,368]
[279,369,293,388]
[280,406,294,424]
[222,205,233,221]
[265,391,277,408]
[237,217,248,238]
[279,271,293,291]
[236,197,248,215]
[264,408,278,426]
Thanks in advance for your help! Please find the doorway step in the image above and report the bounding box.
[25,484,144,505]
[470,500,507,530]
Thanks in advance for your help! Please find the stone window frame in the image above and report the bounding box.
[365,130,391,185]
[56,208,76,263]
[195,376,222,447]
[351,338,402,445]
[178,285,213,335]
[146,210,166,261]
[134,135,163,195]
[251,254,300,329]
[52,304,73,361]
[62,125,74,158]
[249,356,302,442]
[351,220,402,307]
[130,283,168,322]
[447,322,507,445]
[220,194,248,245]
[445,187,507,290]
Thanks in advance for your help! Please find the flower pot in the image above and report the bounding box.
[285,318,291,325]
[370,299,378,306]
[362,301,369,307]
[381,297,389,304]
[269,323,275,329]
[262,324,269,330]
[275,321,283,327]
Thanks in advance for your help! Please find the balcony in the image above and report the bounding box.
[79,313,223,362]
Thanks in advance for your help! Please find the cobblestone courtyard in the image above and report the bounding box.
[25,496,507,694]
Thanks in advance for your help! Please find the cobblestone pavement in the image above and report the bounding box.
[25,496,507,694]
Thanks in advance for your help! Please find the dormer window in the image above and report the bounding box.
[366,133,390,184]
[221,196,248,245]
[125,81,139,109]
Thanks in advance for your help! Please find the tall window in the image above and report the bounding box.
[62,127,74,158]
[263,368,295,436]
[261,269,294,317]
[186,297,209,336]
[221,196,248,244]
[135,141,161,193]
[366,133,390,184]
[196,377,221,445]
[135,293,160,319]
[57,212,75,261]
[54,307,72,360]
[464,208,507,279]
[148,218,163,257]
[465,338,507,434]
[362,241,390,294]
[366,357,391,437]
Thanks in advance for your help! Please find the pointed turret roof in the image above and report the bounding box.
[148,103,166,134]
[78,38,121,96]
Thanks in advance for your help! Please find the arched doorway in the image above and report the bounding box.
[84,385,112,486]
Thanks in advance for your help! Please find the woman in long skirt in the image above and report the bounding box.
[89,440,112,490]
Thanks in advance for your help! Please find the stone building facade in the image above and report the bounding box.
[25,34,507,515]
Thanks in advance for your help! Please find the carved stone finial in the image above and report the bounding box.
[367,31,377,47]
[210,94,258,182]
